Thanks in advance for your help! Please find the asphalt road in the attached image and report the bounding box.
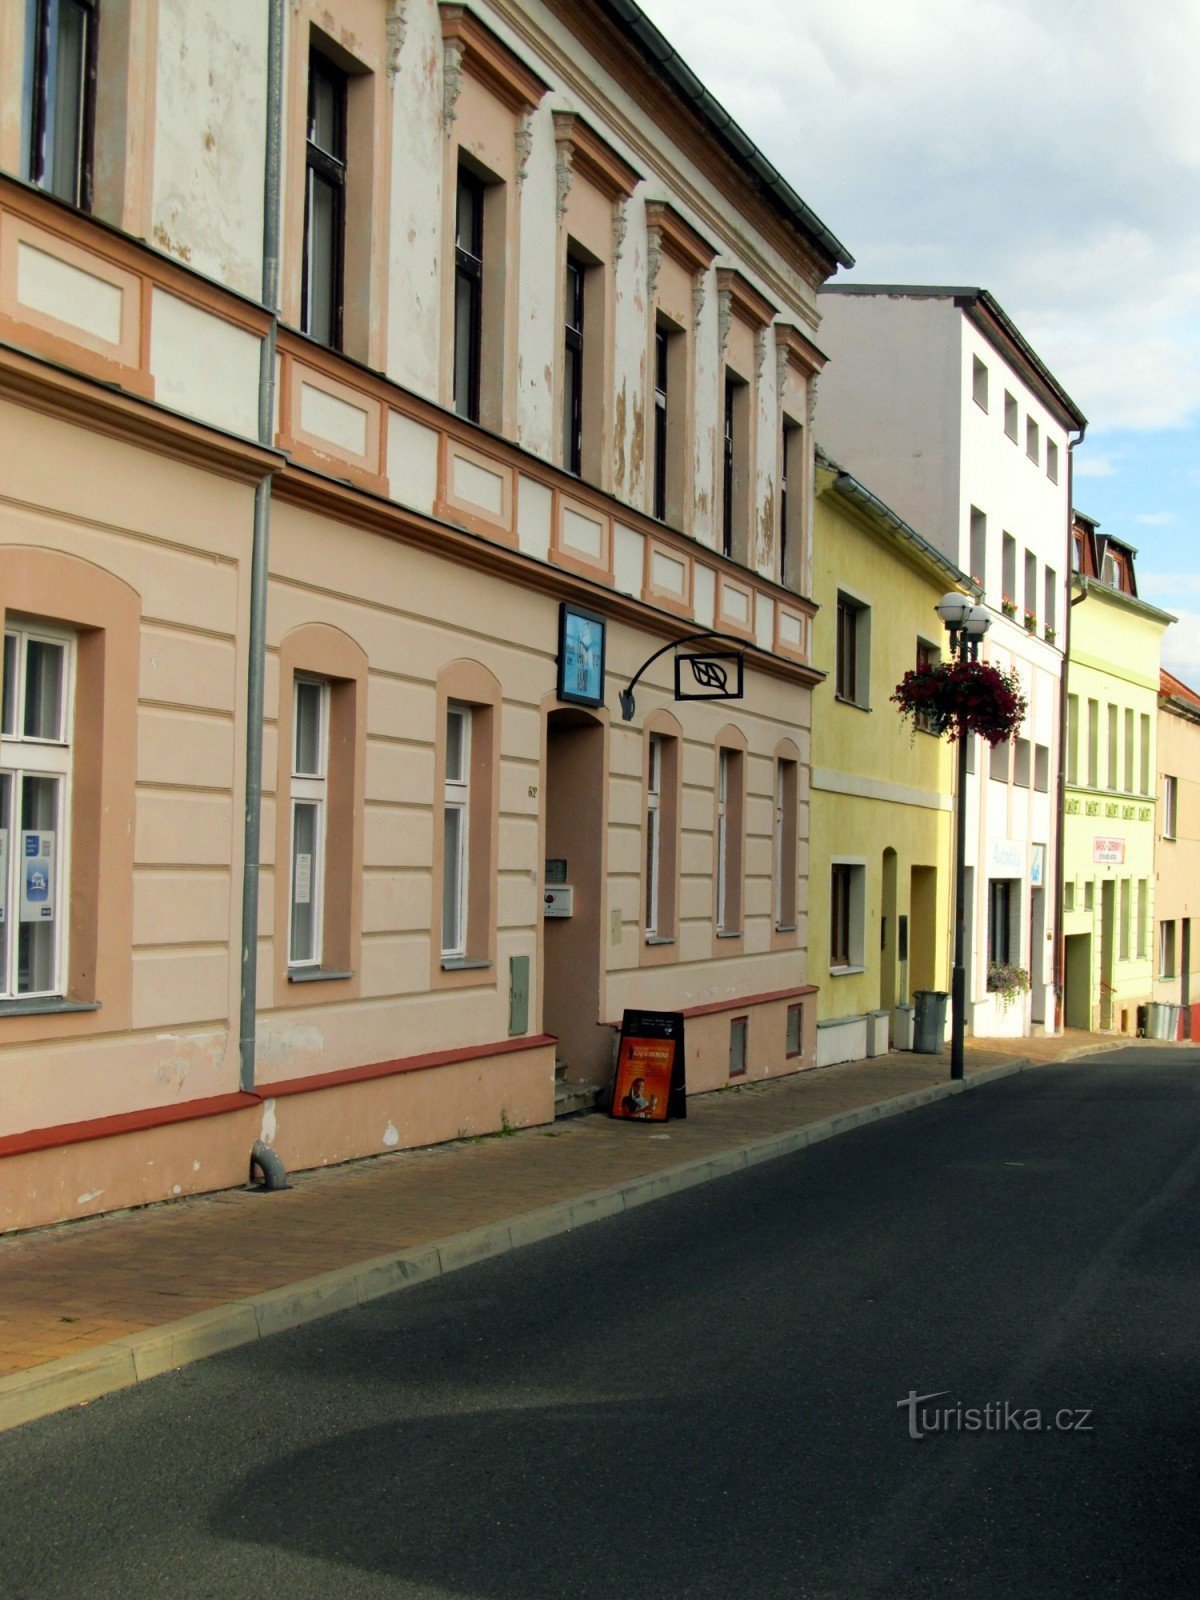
[3,1049,1200,1599]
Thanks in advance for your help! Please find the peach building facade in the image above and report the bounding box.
[0,0,852,1230]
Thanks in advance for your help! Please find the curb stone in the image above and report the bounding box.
[0,1053,1040,1436]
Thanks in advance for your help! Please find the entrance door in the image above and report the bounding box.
[909,865,937,993]
[880,848,898,1010]
[1064,933,1092,1030]
[543,708,606,1084]
[1029,885,1045,1025]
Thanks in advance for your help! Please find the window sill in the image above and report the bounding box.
[0,997,101,1018]
[288,967,354,984]
[834,695,871,713]
[716,929,742,939]
[775,924,797,934]
[829,965,865,978]
[644,935,675,947]
[440,957,492,972]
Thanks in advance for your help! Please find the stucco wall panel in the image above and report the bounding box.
[132,946,230,1028]
[149,289,261,437]
[133,869,231,947]
[137,706,234,789]
[138,626,238,714]
[136,792,235,867]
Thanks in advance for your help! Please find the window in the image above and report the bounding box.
[1064,882,1075,912]
[1160,920,1177,980]
[302,51,347,348]
[1024,550,1037,620]
[1026,416,1039,462]
[1072,532,1084,572]
[643,719,680,952]
[728,1015,748,1078]
[0,623,73,998]
[25,0,97,210]
[645,732,663,937]
[836,593,869,707]
[651,317,689,528]
[442,704,470,959]
[969,506,987,589]
[722,372,746,558]
[1164,774,1178,840]
[1004,391,1018,442]
[773,755,798,930]
[780,419,805,587]
[990,741,1011,783]
[1046,439,1059,483]
[454,167,485,422]
[1140,714,1151,794]
[1013,738,1031,788]
[914,639,940,733]
[988,878,1015,967]
[786,1001,804,1057]
[971,355,988,411]
[1119,878,1131,962]
[562,254,585,475]
[1066,694,1079,785]
[1002,533,1017,605]
[715,743,745,936]
[1107,704,1118,790]
[1087,699,1099,788]
[1044,567,1057,634]
[1124,708,1134,793]
[288,678,329,968]
[1034,744,1050,793]
[830,864,852,968]
[1084,880,1094,912]
[829,862,864,970]
[652,325,669,520]
[1137,879,1148,960]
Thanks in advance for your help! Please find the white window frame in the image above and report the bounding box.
[288,676,329,969]
[442,702,470,960]
[0,621,75,1001]
[1163,774,1178,840]
[716,747,731,933]
[773,760,784,925]
[645,733,663,937]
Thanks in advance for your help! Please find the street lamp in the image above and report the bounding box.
[936,592,991,1080]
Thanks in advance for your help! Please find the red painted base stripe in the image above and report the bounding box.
[259,1033,557,1099]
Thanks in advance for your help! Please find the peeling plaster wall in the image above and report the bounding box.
[152,0,266,298]
[385,0,443,399]
[515,99,558,458]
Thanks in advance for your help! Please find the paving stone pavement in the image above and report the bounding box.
[0,1029,1150,1430]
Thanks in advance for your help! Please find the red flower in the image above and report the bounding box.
[892,659,1027,746]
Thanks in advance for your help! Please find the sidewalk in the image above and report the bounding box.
[0,1030,1140,1432]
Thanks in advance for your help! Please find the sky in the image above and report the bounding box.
[638,0,1200,680]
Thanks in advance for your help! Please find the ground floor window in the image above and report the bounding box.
[987,877,1017,968]
[0,623,74,999]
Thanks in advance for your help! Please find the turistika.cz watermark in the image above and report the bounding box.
[898,1390,1094,1440]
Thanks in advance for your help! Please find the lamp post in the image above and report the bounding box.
[935,592,991,1080]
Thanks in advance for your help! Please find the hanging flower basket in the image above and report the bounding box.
[891,658,1028,746]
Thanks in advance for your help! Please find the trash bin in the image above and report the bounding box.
[1164,1004,1183,1042]
[1144,1002,1170,1041]
[912,989,949,1053]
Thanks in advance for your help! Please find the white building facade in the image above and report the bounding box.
[814,287,1086,1037]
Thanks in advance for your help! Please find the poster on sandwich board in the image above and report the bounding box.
[610,1009,687,1122]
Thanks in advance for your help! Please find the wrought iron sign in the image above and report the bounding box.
[674,651,744,703]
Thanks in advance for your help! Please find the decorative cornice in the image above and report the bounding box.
[385,0,408,77]
[611,196,628,264]
[692,272,707,333]
[442,38,465,133]
[643,201,717,276]
[717,283,733,356]
[551,111,640,203]
[715,267,777,331]
[754,326,768,383]
[438,4,548,117]
[645,224,663,300]
[514,110,534,187]
[774,321,828,381]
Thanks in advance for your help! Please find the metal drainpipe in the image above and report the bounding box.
[1053,422,1087,1029]
[239,0,286,1092]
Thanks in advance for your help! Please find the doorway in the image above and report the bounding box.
[1099,879,1115,1030]
[543,708,607,1083]
[880,848,898,1010]
[1064,933,1092,1030]
[909,865,937,993]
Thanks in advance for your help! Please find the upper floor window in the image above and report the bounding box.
[722,371,749,560]
[26,0,97,210]
[562,254,586,477]
[1046,439,1059,483]
[836,593,869,708]
[914,638,940,732]
[454,167,485,423]
[971,355,988,411]
[0,623,74,999]
[302,51,347,348]
[1004,391,1018,442]
[1163,774,1178,840]
[1026,416,1040,462]
[780,419,805,589]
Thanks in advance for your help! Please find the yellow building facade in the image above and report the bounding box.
[1061,521,1171,1032]
[809,456,961,1063]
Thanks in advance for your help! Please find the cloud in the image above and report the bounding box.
[1137,512,1177,526]
[1161,613,1200,690]
[1075,455,1117,478]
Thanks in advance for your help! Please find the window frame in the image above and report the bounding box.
[287,676,330,970]
[454,164,485,423]
[836,592,869,708]
[301,48,348,350]
[0,620,75,1002]
[562,252,586,477]
[713,736,746,940]
[772,752,799,934]
[642,716,681,959]
[25,0,98,212]
[441,702,471,961]
[1163,774,1178,840]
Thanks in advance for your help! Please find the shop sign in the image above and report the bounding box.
[557,603,606,708]
[1030,844,1045,887]
[674,651,744,703]
[1093,837,1125,864]
[988,839,1024,875]
[610,1009,687,1123]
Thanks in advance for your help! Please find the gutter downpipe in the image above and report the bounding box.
[1054,421,1087,1030]
[239,0,286,1093]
